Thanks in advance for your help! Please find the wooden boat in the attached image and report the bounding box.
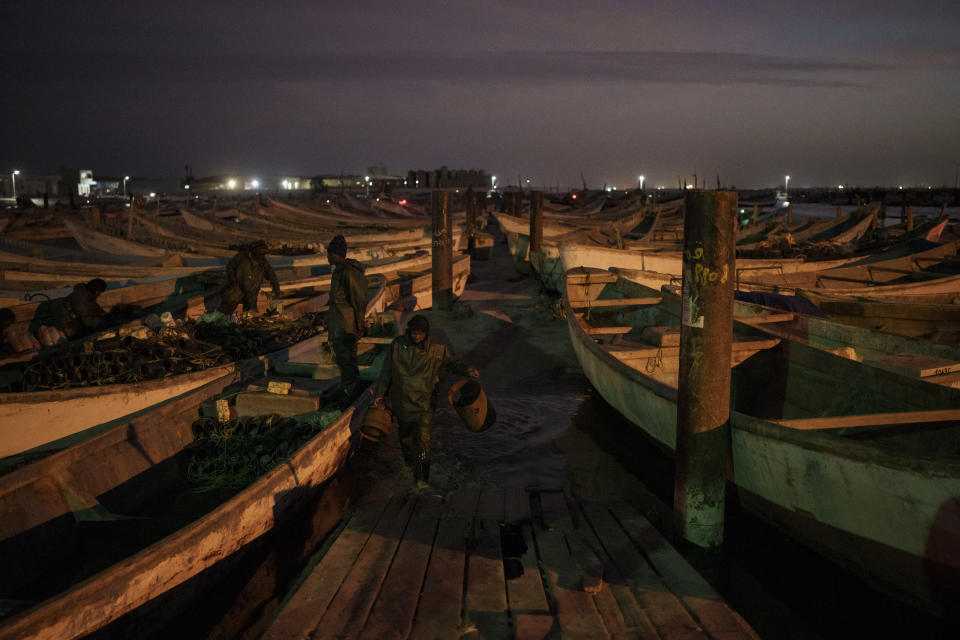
[62,216,175,258]
[0,249,467,457]
[0,273,389,458]
[727,291,960,388]
[563,266,960,615]
[262,198,425,229]
[0,371,372,639]
[738,239,960,294]
[557,243,861,290]
[800,289,960,344]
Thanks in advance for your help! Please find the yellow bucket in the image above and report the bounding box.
[448,379,496,433]
[360,405,393,442]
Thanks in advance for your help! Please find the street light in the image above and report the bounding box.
[638,175,645,190]
[123,175,129,197]
[785,175,790,193]
[11,170,19,199]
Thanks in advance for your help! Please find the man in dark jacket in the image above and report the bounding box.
[55,278,108,338]
[373,314,478,488]
[218,240,281,315]
[327,234,369,405]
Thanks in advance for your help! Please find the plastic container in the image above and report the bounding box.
[448,379,495,433]
[360,405,393,441]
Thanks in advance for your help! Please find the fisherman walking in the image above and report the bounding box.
[54,278,108,339]
[327,234,368,406]
[218,240,281,315]
[372,314,478,489]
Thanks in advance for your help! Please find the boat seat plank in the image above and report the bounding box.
[642,325,681,347]
[773,409,960,430]
[861,353,960,378]
[736,312,796,325]
[567,272,619,284]
[569,296,662,310]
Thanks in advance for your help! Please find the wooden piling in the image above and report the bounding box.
[506,191,519,218]
[465,188,477,252]
[529,190,544,253]
[786,202,793,225]
[907,205,914,232]
[901,193,907,222]
[675,190,736,548]
[431,190,454,311]
[836,205,842,220]
[126,204,134,239]
[751,203,759,221]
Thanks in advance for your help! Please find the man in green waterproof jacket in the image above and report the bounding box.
[372,314,478,488]
[327,234,368,405]
[218,240,281,315]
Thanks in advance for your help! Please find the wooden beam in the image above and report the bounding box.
[569,296,662,310]
[773,409,960,430]
[737,312,795,325]
[567,272,618,284]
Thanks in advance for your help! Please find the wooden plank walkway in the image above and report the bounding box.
[262,487,759,640]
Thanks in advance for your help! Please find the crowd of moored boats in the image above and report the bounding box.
[0,189,958,635]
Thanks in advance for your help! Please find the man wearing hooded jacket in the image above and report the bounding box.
[372,314,478,488]
[327,234,368,405]
[219,240,281,315]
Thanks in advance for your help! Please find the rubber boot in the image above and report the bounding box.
[415,461,431,491]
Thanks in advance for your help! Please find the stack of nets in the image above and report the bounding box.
[186,410,341,492]
[11,312,325,392]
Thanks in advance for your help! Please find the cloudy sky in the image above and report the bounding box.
[2,0,958,189]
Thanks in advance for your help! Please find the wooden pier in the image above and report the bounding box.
[262,483,758,639]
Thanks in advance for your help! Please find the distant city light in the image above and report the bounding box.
[638,175,645,190]
[227,179,236,189]
[251,179,259,188]
[838,185,844,189]
[899,185,904,190]
[149,192,156,197]
[184,185,190,190]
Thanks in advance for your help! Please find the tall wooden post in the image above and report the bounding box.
[907,205,914,232]
[786,202,793,225]
[751,203,759,222]
[836,205,842,220]
[431,190,453,311]
[511,191,522,218]
[465,188,477,252]
[127,203,134,238]
[675,190,736,548]
[901,193,907,222]
[529,190,543,253]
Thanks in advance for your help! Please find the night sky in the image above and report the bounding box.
[2,0,958,189]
